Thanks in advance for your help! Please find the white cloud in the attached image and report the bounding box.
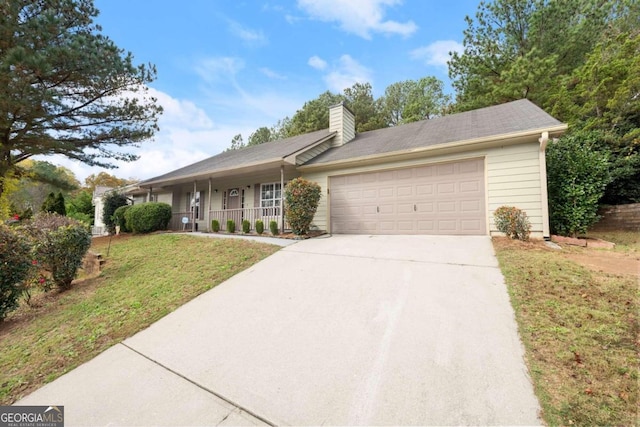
[195,57,245,83]
[260,67,287,80]
[297,0,417,39]
[410,40,463,67]
[323,54,373,92]
[227,20,268,46]
[308,55,328,70]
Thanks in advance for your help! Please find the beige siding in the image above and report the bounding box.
[157,193,172,205]
[302,141,545,237]
[329,105,355,147]
[486,142,542,235]
[296,140,332,165]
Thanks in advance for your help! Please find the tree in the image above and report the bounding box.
[66,189,94,224]
[41,191,65,215]
[287,91,345,136]
[227,133,245,151]
[84,172,134,194]
[448,0,616,112]
[0,0,162,199]
[343,82,385,132]
[248,127,272,146]
[102,191,128,234]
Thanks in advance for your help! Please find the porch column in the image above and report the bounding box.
[207,178,212,232]
[280,165,285,232]
[148,187,152,203]
[192,181,197,233]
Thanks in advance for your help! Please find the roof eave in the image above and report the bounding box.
[298,124,568,171]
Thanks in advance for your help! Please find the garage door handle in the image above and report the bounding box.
[414,204,417,211]
[376,206,379,213]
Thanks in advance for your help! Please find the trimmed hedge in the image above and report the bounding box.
[255,220,264,235]
[226,220,236,233]
[211,219,220,232]
[269,220,278,236]
[125,203,172,233]
[242,220,250,233]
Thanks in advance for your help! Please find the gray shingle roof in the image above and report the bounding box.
[143,129,334,184]
[304,99,563,165]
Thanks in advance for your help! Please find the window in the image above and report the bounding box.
[260,183,281,209]
[187,191,203,220]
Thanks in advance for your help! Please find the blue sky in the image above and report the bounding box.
[52,0,480,182]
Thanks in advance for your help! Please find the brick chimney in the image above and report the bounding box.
[329,102,355,147]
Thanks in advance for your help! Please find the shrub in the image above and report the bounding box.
[242,220,250,233]
[102,192,129,234]
[24,213,91,290]
[211,219,220,232]
[269,220,278,236]
[125,203,172,233]
[41,192,66,215]
[493,206,531,241]
[226,220,236,233]
[284,178,321,235]
[547,131,611,237]
[113,205,131,232]
[0,225,32,320]
[255,220,264,235]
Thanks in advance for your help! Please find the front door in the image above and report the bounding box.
[227,188,240,209]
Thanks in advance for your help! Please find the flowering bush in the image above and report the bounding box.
[284,178,321,235]
[23,213,91,290]
[493,206,531,241]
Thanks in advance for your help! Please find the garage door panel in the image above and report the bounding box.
[330,158,486,235]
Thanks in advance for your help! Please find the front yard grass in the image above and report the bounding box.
[0,233,279,404]
[493,235,638,426]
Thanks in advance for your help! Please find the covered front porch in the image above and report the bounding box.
[141,160,300,233]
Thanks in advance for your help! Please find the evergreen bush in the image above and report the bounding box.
[0,225,32,320]
[125,203,172,233]
[284,178,321,235]
[255,220,264,235]
[226,220,236,233]
[242,220,250,233]
[269,220,278,236]
[211,219,220,232]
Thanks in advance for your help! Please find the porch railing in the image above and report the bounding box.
[210,207,282,231]
[169,207,286,232]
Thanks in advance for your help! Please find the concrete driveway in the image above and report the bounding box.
[18,235,540,426]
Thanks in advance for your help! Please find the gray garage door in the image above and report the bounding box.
[329,158,486,235]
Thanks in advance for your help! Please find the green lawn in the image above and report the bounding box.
[493,235,638,426]
[0,233,279,404]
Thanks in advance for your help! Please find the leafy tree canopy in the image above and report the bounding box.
[0,0,162,198]
[84,172,135,193]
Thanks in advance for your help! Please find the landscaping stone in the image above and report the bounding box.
[551,235,587,247]
[586,239,616,249]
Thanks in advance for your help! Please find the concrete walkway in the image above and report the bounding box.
[18,235,540,426]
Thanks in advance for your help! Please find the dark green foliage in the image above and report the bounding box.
[211,219,220,232]
[24,213,91,290]
[41,191,65,215]
[0,0,162,200]
[284,178,321,235]
[54,192,66,216]
[113,205,131,232]
[255,220,264,235]
[102,192,128,234]
[547,132,611,237]
[493,206,531,241]
[269,220,278,236]
[0,225,32,320]
[66,189,94,225]
[242,220,250,233]
[226,220,236,233]
[125,203,171,233]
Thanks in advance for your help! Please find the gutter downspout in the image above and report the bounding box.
[280,165,285,233]
[539,131,551,239]
[192,181,197,233]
